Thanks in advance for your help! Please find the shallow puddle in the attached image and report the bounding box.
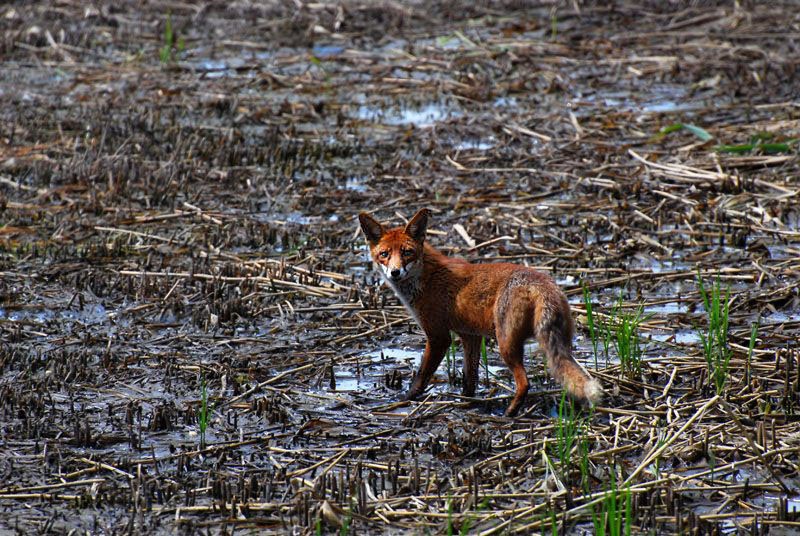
[576,84,713,114]
[356,102,459,127]
[651,331,701,345]
[454,138,495,151]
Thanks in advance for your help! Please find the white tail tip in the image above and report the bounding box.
[585,378,604,405]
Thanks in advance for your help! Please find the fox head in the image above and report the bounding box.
[358,209,430,283]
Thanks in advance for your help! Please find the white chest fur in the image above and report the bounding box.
[379,269,422,329]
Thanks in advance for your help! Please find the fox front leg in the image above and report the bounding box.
[405,333,451,400]
[460,334,481,398]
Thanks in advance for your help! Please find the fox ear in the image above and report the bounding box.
[358,212,384,244]
[405,208,430,242]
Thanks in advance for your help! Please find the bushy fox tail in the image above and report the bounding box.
[537,301,604,405]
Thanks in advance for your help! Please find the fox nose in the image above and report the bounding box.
[390,269,401,279]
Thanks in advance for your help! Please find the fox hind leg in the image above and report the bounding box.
[496,334,530,417]
[494,285,535,417]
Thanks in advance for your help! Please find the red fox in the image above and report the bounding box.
[358,208,603,417]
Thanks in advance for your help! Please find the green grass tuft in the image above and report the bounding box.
[159,13,185,64]
[592,473,633,536]
[696,272,732,394]
[552,392,587,485]
[603,292,650,379]
[614,302,648,379]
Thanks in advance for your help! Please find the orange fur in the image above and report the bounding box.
[359,209,603,417]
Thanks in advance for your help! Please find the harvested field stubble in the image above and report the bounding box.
[1,1,799,534]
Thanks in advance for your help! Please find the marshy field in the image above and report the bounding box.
[1,1,799,534]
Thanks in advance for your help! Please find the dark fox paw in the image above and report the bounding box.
[403,390,421,402]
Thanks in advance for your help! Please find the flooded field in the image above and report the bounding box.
[1,1,799,534]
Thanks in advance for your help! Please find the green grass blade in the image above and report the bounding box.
[164,14,173,47]
[715,138,797,154]
[652,123,712,142]
[714,143,755,153]
[446,497,453,536]
[481,336,489,386]
[624,484,632,536]
[683,124,713,141]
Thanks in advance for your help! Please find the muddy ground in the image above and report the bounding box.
[1,1,799,534]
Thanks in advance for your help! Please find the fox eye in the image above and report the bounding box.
[379,251,389,259]
[401,249,414,258]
